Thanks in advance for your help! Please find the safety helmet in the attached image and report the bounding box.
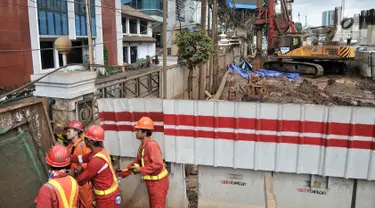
[64,120,84,132]
[45,144,71,167]
[82,125,105,142]
[134,116,154,130]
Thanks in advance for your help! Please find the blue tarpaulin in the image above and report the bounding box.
[228,58,300,80]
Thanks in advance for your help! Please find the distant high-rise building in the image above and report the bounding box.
[321,6,342,26]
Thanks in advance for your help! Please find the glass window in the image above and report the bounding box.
[40,41,55,69]
[122,17,127,33]
[75,0,96,36]
[38,0,68,35]
[59,41,84,65]
[130,19,137,34]
[175,0,186,22]
[140,20,147,35]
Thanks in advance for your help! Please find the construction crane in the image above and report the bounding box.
[253,0,355,76]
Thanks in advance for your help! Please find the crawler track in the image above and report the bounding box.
[263,60,324,77]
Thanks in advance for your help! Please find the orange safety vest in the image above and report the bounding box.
[136,139,168,181]
[92,149,119,196]
[47,176,79,208]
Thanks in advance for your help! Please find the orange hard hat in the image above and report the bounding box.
[134,116,154,130]
[64,120,84,132]
[45,144,71,167]
[82,125,105,142]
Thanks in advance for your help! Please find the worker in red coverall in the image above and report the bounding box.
[35,144,79,208]
[69,125,121,208]
[65,120,93,208]
[116,117,169,208]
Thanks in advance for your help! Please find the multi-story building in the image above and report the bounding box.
[121,5,156,64]
[322,6,342,27]
[122,0,202,52]
[0,0,156,88]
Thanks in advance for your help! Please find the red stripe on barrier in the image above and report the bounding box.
[100,112,164,123]
[102,124,164,132]
[163,129,375,149]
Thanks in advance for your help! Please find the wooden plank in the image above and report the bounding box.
[0,97,45,114]
[264,173,277,208]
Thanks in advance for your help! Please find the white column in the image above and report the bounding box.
[28,0,42,74]
[54,49,60,68]
[67,0,76,40]
[115,0,123,65]
[137,19,140,35]
[147,22,152,36]
[126,18,130,35]
[128,46,131,64]
[94,0,104,65]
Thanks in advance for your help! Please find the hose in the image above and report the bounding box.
[341,17,354,29]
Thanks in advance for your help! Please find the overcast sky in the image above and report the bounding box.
[292,0,372,26]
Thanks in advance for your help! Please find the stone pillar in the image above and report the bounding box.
[31,71,97,128]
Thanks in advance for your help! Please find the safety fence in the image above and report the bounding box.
[98,98,375,181]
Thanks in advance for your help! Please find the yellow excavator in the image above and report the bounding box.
[264,26,355,76]
[254,0,355,76]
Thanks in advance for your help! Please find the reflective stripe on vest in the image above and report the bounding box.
[48,176,78,208]
[140,141,168,181]
[92,150,119,196]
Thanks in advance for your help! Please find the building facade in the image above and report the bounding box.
[121,5,156,64]
[0,0,157,88]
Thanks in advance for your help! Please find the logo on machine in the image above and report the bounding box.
[280,47,290,54]
[312,47,318,52]
[220,180,247,186]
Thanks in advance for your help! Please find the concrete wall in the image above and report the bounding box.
[0,0,33,88]
[117,157,188,208]
[198,165,375,208]
[355,51,375,79]
[165,65,189,99]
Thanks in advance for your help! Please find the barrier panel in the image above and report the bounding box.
[98,98,375,180]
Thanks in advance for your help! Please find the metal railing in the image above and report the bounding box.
[96,69,160,99]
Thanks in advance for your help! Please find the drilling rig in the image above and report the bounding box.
[253,0,356,76]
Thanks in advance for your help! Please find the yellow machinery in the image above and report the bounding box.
[263,26,356,76]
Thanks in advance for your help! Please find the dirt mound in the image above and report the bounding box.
[221,72,375,107]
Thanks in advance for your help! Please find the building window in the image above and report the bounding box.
[38,0,69,35]
[130,19,138,34]
[122,17,127,33]
[75,0,96,36]
[140,20,148,35]
[40,41,55,69]
[123,46,129,63]
[41,40,84,70]
[176,0,186,22]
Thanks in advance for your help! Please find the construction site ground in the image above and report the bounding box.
[221,72,375,107]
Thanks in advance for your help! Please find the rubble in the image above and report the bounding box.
[221,72,375,107]
[186,174,198,208]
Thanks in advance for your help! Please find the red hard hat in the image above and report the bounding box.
[64,120,84,132]
[134,116,154,130]
[45,144,70,168]
[82,125,104,142]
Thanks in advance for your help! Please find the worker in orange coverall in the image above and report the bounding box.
[65,120,93,208]
[69,125,121,208]
[117,116,169,208]
[35,144,79,208]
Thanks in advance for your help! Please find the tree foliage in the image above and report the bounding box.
[173,30,214,70]
[295,22,303,33]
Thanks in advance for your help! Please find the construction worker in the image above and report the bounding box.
[69,125,121,208]
[35,144,79,208]
[117,117,169,208]
[65,120,93,208]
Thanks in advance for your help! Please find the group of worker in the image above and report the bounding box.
[34,117,169,208]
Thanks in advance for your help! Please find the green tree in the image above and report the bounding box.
[173,30,214,98]
[295,22,303,33]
